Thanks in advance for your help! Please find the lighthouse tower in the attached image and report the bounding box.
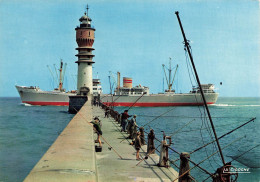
[68,6,95,113]
[75,5,95,95]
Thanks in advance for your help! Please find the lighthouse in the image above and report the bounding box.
[75,5,95,95]
[69,5,96,113]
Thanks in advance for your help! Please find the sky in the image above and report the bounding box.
[0,0,259,97]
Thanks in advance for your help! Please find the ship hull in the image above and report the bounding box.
[15,85,75,106]
[16,85,218,107]
[101,93,219,107]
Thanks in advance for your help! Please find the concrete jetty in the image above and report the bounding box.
[24,102,178,181]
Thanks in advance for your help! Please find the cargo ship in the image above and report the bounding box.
[16,59,218,107]
[101,82,218,107]
[16,61,102,106]
[101,63,219,107]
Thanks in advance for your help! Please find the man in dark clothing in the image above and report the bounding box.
[121,110,130,132]
[128,115,137,139]
[139,127,145,145]
[105,108,109,118]
[147,129,155,154]
[135,132,142,160]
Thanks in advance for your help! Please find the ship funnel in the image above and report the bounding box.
[123,77,132,88]
[117,72,120,90]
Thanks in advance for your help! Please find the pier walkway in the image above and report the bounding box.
[24,102,178,182]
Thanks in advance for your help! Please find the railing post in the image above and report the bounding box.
[179,152,192,182]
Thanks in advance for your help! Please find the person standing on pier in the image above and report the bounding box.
[121,110,130,132]
[135,132,142,160]
[105,108,110,118]
[128,115,137,139]
[91,117,103,147]
[147,129,155,154]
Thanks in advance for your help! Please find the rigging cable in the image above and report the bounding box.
[142,107,176,128]
[184,45,220,168]
[127,93,146,111]
[169,119,195,137]
[229,144,260,163]
[135,115,251,119]
[176,11,226,165]
[109,94,123,107]
[177,120,247,133]
[172,135,245,182]
[199,114,217,170]
[47,65,59,87]
[184,44,220,167]
[192,47,220,166]
[190,117,256,154]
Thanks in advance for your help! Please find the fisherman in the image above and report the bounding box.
[91,117,102,147]
[139,127,145,145]
[115,111,120,123]
[147,129,155,154]
[132,122,138,143]
[126,116,131,134]
[94,98,98,106]
[121,110,130,132]
[105,108,110,118]
[135,132,142,160]
[119,112,123,126]
[95,116,102,128]
[93,97,96,106]
[128,115,137,139]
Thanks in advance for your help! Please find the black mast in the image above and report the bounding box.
[175,11,226,165]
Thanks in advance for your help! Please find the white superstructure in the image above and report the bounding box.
[93,79,102,96]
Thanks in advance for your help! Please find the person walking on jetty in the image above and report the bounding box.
[121,110,130,132]
[135,132,142,160]
[91,117,102,147]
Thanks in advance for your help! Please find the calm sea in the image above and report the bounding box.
[0,97,259,182]
[0,97,73,182]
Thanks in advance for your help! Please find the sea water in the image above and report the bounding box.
[0,97,73,182]
[114,97,260,182]
[0,97,259,181]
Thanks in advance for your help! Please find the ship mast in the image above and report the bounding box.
[175,11,226,165]
[169,58,172,90]
[58,59,63,91]
[162,58,178,92]
[117,71,120,91]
